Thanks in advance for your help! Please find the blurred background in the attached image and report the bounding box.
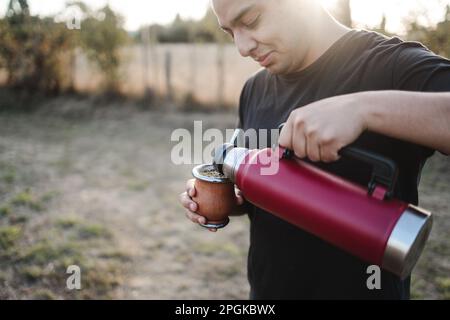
[0,0,448,299]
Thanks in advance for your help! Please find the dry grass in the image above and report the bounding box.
[0,96,448,299]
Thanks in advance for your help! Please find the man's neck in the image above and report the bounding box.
[301,13,352,71]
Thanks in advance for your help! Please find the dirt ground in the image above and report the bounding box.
[0,97,448,299]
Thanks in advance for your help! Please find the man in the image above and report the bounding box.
[179,0,450,299]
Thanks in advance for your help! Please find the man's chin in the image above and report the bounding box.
[264,64,283,75]
[265,63,280,75]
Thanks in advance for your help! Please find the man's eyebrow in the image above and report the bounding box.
[220,5,255,30]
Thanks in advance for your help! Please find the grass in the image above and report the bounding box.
[0,225,22,250]
[0,206,11,217]
[0,190,58,224]
[55,217,81,229]
[77,224,112,239]
[56,217,112,240]
[18,239,82,265]
[2,170,16,184]
[0,149,128,299]
[10,190,43,211]
[40,191,60,203]
[0,218,128,299]
[0,192,127,299]
[196,241,242,258]
[7,213,29,224]
[0,100,447,299]
[411,278,426,300]
[30,289,58,300]
[436,277,450,299]
[127,180,148,192]
[98,250,131,262]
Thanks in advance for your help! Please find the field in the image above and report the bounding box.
[0,96,448,299]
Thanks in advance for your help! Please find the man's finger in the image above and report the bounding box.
[306,135,321,162]
[186,178,195,189]
[235,188,245,205]
[278,118,293,149]
[320,144,341,163]
[236,194,244,206]
[292,131,307,159]
[185,210,206,224]
[179,192,196,210]
[185,179,196,197]
[185,210,198,223]
[179,192,189,207]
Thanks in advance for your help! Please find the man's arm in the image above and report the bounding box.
[362,91,450,155]
[278,91,450,162]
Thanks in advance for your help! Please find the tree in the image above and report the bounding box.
[371,14,394,37]
[430,5,450,57]
[406,5,450,59]
[0,0,75,94]
[7,0,29,16]
[73,3,129,93]
[333,0,352,28]
[192,8,231,43]
[135,8,232,44]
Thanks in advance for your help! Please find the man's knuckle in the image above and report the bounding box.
[319,134,334,145]
[306,127,317,138]
[294,117,305,128]
[308,152,319,162]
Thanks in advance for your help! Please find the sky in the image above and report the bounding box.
[0,0,449,35]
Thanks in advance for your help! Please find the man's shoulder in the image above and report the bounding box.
[349,29,403,48]
[350,29,434,62]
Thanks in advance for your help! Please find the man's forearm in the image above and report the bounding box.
[359,91,450,154]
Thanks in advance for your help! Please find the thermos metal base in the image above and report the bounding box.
[382,205,433,279]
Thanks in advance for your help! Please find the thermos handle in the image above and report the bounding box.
[277,123,398,200]
[337,147,398,199]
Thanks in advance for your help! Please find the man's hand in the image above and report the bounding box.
[179,179,246,232]
[278,94,368,162]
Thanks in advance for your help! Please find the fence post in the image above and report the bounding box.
[69,49,76,92]
[217,42,225,109]
[165,50,173,103]
[189,44,197,100]
[141,26,151,106]
[150,26,159,96]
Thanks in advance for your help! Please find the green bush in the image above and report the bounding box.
[74,3,129,94]
[0,0,129,97]
[0,8,75,94]
[405,5,450,59]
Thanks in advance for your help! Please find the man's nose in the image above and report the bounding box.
[234,31,257,58]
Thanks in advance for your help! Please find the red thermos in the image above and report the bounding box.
[212,130,433,279]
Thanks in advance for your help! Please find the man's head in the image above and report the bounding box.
[211,0,325,75]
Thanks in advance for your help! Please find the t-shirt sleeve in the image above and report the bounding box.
[392,42,450,156]
[392,42,450,92]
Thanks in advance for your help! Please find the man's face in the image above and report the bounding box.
[212,0,316,75]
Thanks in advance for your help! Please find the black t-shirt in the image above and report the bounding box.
[237,30,450,299]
